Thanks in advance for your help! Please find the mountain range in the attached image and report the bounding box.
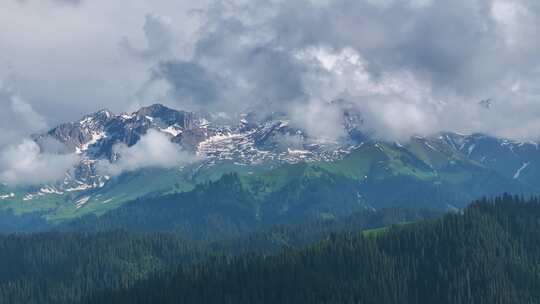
[1,103,539,228]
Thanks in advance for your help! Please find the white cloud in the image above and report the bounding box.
[289,99,347,143]
[4,0,540,142]
[155,0,540,141]
[97,129,198,176]
[120,13,177,60]
[0,0,209,122]
[0,139,80,186]
[293,46,441,140]
[0,80,47,145]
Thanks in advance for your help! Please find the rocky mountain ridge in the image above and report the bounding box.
[2,103,540,219]
[24,104,359,198]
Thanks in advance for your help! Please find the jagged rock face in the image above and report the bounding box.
[26,105,214,197]
[36,110,113,153]
[35,104,205,160]
[36,102,370,164]
[136,104,195,127]
[27,103,368,197]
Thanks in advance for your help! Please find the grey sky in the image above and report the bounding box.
[2,0,540,142]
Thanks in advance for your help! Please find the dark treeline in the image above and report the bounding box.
[0,207,430,304]
[84,194,540,304]
[0,209,50,233]
[0,232,207,304]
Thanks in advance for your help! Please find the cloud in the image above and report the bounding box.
[152,61,221,107]
[162,0,540,141]
[0,139,80,186]
[3,0,540,142]
[0,81,79,186]
[120,13,176,60]
[16,0,82,5]
[97,129,198,176]
[293,46,445,140]
[149,21,306,112]
[52,0,83,5]
[0,0,208,122]
[288,98,347,143]
[0,81,47,146]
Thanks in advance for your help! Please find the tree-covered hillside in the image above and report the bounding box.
[59,171,444,240]
[1,195,539,303]
[53,153,524,240]
[85,195,540,304]
[59,172,366,239]
[0,207,431,304]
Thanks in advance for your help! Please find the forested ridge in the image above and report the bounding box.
[0,195,538,303]
[86,195,540,304]
[59,172,421,239]
[0,207,431,304]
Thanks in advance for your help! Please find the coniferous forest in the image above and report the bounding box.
[0,195,539,303]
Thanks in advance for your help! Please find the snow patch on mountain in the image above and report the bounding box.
[40,186,64,195]
[66,183,94,192]
[514,162,530,179]
[75,131,106,154]
[75,196,91,209]
[160,125,183,137]
[0,193,15,200]
[467,144,476,156]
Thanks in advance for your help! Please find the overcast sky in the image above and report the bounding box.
[2,0,540,143]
